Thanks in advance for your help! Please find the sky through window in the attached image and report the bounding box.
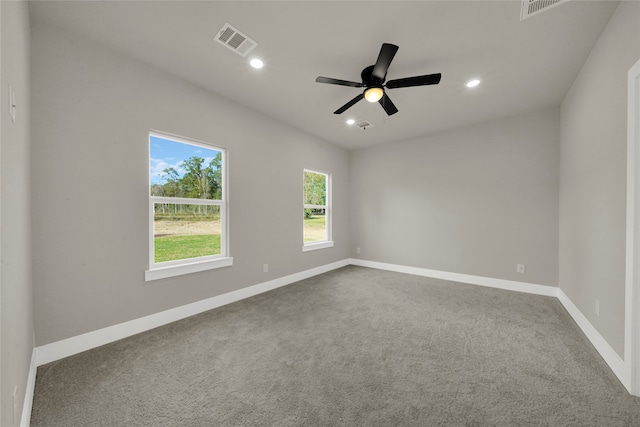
[149,135,220,185]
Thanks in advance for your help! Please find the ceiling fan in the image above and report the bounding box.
[315,43,441,116]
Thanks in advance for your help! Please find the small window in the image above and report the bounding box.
[146,131,231,281]
[303,169,333,251]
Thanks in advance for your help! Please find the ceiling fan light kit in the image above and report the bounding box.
[315,43,442,116]
[364,87,384,102]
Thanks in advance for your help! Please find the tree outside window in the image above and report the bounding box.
[149,132,227,267]
[303,169,332,250]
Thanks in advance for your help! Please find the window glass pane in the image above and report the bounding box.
[303,208,326,242]
[150,135,222,200]
[303,170,326,206]
[154,203,221,263]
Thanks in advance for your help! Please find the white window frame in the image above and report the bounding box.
[303,168,334,252]
[145,131,232,281]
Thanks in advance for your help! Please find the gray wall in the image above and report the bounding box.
[559,0,640,358]
[349,108,560,287]
[31,24,349,346]
[1,2,33,426]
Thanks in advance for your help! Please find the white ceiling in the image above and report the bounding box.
[29,0,619,150]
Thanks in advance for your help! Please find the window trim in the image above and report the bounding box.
[302,241,334,252]
[302,168,333,252]
[145,256,233,281]
[145,131,231,281]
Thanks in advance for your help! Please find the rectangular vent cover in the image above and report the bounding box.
[520,0,569,20]
[356,120,374,130]
[215,23,257,57]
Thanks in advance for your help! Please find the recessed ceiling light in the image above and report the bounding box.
[466,79,480,88]
[249,58,264,69]
[346,119,356,125]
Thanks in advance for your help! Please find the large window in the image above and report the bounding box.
[146,131,231,281]
[303,169,333,251]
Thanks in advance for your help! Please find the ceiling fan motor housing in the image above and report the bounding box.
[362,65,386,102]
[361,65,385,88]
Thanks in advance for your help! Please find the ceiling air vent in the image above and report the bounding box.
[355,120,374,130]
[520,0,569,20]
[215,23,257,57]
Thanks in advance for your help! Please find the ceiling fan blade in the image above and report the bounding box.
[386,73,442,89]
[372,43,399,81]
[379,92,398,116]
[316,76,363,88]
[334,93,365,114]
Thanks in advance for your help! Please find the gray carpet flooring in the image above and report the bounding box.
[31,266,640,426]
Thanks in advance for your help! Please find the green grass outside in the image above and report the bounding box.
[303,215,327,242]
[154,234,221,263]
[155,215,323,261]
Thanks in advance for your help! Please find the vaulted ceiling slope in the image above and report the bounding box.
[29,1,619,149]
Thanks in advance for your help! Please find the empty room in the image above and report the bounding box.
[3,0,640,425]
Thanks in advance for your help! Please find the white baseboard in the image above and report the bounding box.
[20,348,37,427]
[557,289,628,389]
[35,259,349,366]
[348,258,559,297]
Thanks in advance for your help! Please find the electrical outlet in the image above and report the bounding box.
[516,264,525,274]
[263,263,268,273]
[356,247,361,254]
[9,85,16,123]
[595,299,600,316]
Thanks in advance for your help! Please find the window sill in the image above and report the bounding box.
[145,257,233,281]
[302,241,334,252]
